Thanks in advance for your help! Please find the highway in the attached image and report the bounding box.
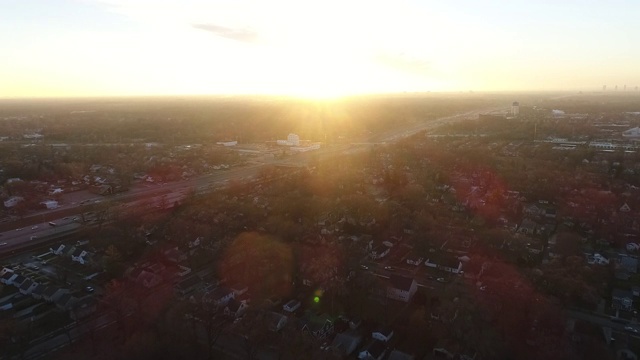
[0,105,507,255]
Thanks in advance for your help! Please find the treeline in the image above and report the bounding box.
[0,94,502,144]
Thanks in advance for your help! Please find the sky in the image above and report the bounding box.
[2,0,640,98]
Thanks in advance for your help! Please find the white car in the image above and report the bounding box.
[624,326,639,334]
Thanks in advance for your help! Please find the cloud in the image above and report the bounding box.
[192,23,259,43]
[375,52,431,75]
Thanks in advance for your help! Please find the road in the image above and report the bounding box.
[0,105,506,255]
[0,165,271,254]
[369,106,504,144]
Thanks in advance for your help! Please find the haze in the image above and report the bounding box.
[2,0,639,98]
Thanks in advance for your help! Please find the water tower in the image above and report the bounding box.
[511,101,520,116]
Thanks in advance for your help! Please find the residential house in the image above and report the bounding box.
[4,196,24,208]
[387,350,415,360]
[43,287,68,303]
[10,275,28,288]
[612,289,634,311]
[536,221,556,238]
[267,311,288,332]
[283,299,301,313]
[175,276,202,296]
[300,312,334,339]
[627,243,640,252]
[224,298,249,318]
[387,275,417,303]
[19,279,38,295]
[526,240,544,255]
[205,287,234,306]
[146,262,166,274]
[135,270,163,288]
[71,248,92,265]
[176,265,192,277]
[372,326,394,342]
[331,330,363,357]
[70,297,97,320]
[31,284,47,299]
[41,200,59,209]
[432,348,455,359]
[518,219,538,235]
[405,255,424,266]
[0,271,16,285]
[188,237,202,249]
[523,203,542,216]
[424,255,463,274]
[230,284,248,297]
[431,342,477,360]
[370,245,391,260]
[0,267,13,278]
[56,293,78,311]
[619,255,638,274]
[127,267,145,281]
[164,247,187,263]
[349,317,362,329]
[358,340,387,360]
[543,208,557,218]
[587,253,610,265]
[51,244,66,256]
[547,234,559,259]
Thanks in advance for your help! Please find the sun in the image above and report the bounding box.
[281,63,380,100]
[287,83,356,100]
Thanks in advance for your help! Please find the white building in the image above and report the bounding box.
[277,133,300,146]
[287,133,300,146]
[216,141,237,147]
[511,101,520,116]
[4,196,23,208]
[586,253,609,265]
[41,200,59,209]
[291,144,321,152]
[387,275,417,302]
[623,127,640,140]
[283,299,301,313]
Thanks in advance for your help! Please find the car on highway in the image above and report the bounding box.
[625,326,639,334]
[611,317,628,324]
[31,226,38,230]
[436,277,447,283]
[48,222,57,226]
[360,265,369,270]
[0,242,7,246]
[384,266,395,271]
[16,228,22,231]
[84,286,95,293]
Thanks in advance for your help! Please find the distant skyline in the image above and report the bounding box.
[2,0,640,98]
